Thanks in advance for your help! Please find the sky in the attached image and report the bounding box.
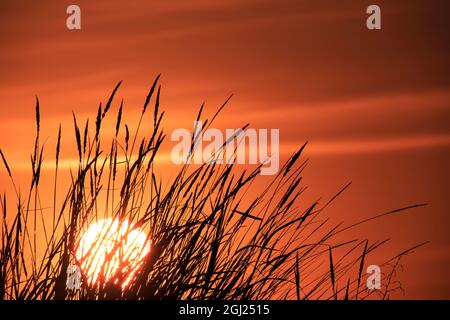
[0,0,449,298]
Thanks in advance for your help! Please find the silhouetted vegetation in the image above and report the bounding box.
[0,76,425,300]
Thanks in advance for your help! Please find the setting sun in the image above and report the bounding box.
[76,218,151,289]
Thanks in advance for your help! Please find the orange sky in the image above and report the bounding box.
[0,0,449,298]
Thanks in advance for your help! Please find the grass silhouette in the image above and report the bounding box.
[0,75,426,300]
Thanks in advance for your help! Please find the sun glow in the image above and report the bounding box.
[76,218,151,289]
